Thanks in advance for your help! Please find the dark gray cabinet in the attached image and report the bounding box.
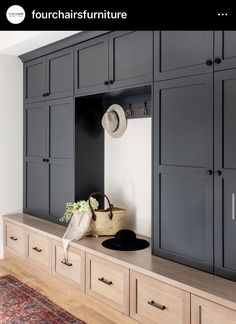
[24,47,73,103]
[74,36,109,95]
[215,31,236,71]
[74,31,153,95]
[24,97,74,222]
[109,31,153,89]
[153,74,214,272]
[154,31,214,80]
[214,69,236,280]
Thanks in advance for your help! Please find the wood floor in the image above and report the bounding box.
[0,256,138,324]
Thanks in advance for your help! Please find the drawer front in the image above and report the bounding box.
[130,270,190,324]
[191,295,236,324]
[86,253,129,315]
[53,242,85,291]
[28,232,51,272]
[5,222,25,257]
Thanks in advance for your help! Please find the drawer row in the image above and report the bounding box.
[4,221,236,324]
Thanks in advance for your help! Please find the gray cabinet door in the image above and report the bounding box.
[47,97,74,222]
[214,69,236,280]
[47,47,73,100]
[153,74,214,272]
[74,35,109,96]
[154,31,213,81]
[215,31,236,71]
[24,57,46,103]
[109,31,153,89]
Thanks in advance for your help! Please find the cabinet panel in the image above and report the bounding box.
[214,69,236,280]
[109,31,153,88]
[191,295,236,324]
[74,36,109,95]
[47,47,73,100]
[24,57,46,103]
[130,270,190,324]
[215,31,236,71]
[49,98,74,159]
[153,75,213,272]
[25,103,47,158]
[154,31,213,80]
[24,160,48,217]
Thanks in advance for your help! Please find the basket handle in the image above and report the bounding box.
[88,192,113,221]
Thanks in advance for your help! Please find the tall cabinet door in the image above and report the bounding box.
[214,69,236,280]
[154,31,213,80]
[215,31,236,71]
[153,74,214,272]
[46,47,73,100]
[24,102,48,217]
[47,97,74,222]
[24,57,46,104]
[109,31,153,89]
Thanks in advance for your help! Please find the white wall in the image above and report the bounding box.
[105,118,152,237]
[0,54,23,258]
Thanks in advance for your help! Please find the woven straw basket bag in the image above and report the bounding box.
[87,192,127,236]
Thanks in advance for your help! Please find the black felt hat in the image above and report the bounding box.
[102,229,150,251]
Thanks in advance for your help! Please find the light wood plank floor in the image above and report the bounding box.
[0,256,138,324]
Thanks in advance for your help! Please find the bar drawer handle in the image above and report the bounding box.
[32,247,42,252]
[61,259,72,267]
[98,277,113,285]
[148,300,166,310]
[9,236,17,241]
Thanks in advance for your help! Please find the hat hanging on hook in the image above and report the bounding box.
[102,104,127,138]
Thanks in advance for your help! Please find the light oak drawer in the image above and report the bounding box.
[191,295,236,324]
[52,242,85,291]
[5,222,26,258]
[86,253,129,315]
[28,232,51,272]
[130,270,190,324]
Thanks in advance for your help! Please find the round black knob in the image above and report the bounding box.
[206,59,213,66]
[104,81,109,85]
[43,93,46,97]
[47,93,50,96]
[207,170,213,175]
[109,80,114,84]
[215,58,222,64]
[216,170,222,176]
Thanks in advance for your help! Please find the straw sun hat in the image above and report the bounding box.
[101,104,127,138]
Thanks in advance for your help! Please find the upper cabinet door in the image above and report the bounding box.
[46,47,73,100]
[24,57,46,104]
[215,31,236,71]
[109,31,153,89]
[74,35,109,96]
[214,69,236,281]
[154,31,214,81]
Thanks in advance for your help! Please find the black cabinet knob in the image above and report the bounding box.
[207,170,213,175]
[43,93,46,97]
[109,80,114,84]
[206,59,213,66]
[46,93,50,96]
[104,81,109,85]
[215,58,222,64]
[216,170,222,176]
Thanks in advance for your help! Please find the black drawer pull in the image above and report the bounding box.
[206,59,213,66]
[32,247,42,252]
[9,236,17,241]
[98,277,113,285]
[61,259,72,267]
[148,300,166,310]
[104,81,109,85]
[216,170,222,176]
[214,57,222,64]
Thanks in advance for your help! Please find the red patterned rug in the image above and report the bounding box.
[0,275,85,323]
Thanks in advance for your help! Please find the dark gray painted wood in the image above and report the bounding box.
[153,74,214,272]
[46,47,73,100]
[25,103,47,158]
[74,36,109,96]
[215,31,236,71]
[154,31,213,81]
[109,31,153,89]
[19,31,110,63]
[214,69,236,280]
[24,57,46,103]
